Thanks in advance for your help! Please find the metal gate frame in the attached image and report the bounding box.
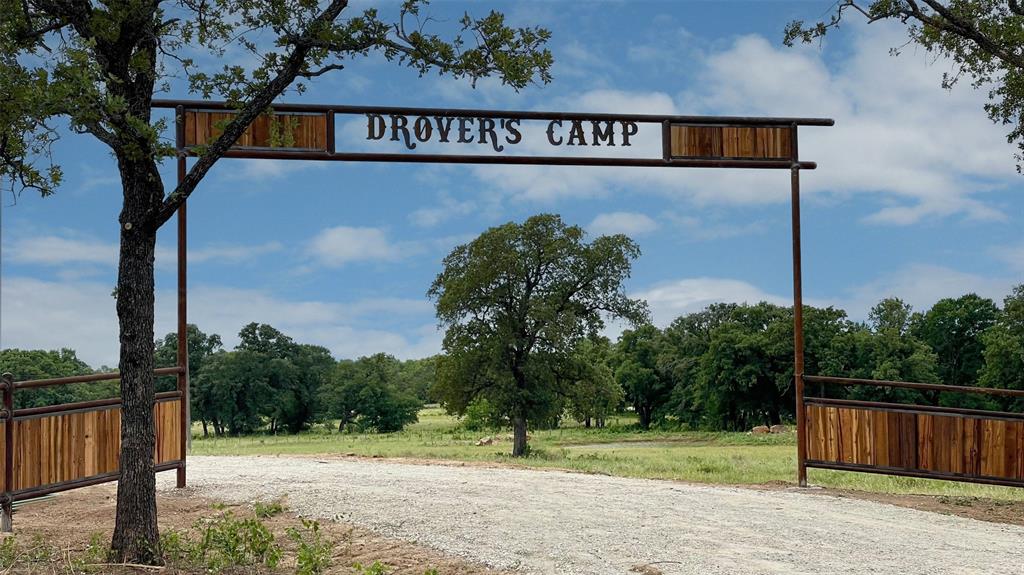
[6,95,1020,531]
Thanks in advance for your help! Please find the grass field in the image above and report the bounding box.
[191,407,1024,501]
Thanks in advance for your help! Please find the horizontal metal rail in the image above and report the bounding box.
[152,98,836,126]
[804,396,1024,422]
[13,366,184,390]
[803,375,1024,399]
[805,460,1024,489]
[9,461,182,503]
[10,391,182,420]
[191,149,818,170]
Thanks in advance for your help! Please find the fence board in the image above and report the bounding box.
[670,125,791,159]
[805,404,1023,485]
[6,400,181,493]
[183,111,328,151]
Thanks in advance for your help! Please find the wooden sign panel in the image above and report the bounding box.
[183,110,328,151]
[805,404,1024,484]
[1,399,182,493]
[670,125,792,160]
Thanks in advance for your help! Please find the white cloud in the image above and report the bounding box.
[409,193,476,228]
[663,212,768,241]
[465,23,1020,224]
[0,276,440,367]
[838,263,1019,320]
[631,277,788,327]
[189,242,283,264]
[6,234,116,267]
[307,226,399,267]
[5,232,283,270]
[588,212,659,237]
[990,242,1024,273]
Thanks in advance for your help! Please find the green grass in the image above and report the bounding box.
[191,407,1024,501]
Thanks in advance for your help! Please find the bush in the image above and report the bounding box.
[288,519,333,575]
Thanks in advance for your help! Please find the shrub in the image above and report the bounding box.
[194,511,282,572]
[287,519,333,575]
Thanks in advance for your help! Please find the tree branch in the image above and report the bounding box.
[154,0,351,228]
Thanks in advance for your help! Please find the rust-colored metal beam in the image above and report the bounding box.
[13,367,184,390]
[803,375,1024,398]
[12,391,181,420]
[805,460,1024,489]
[804,396,1024,422]
[176,104,189,490]
[790,123,807,488]
[179,148,819,170]
[152,98,836,127]
[9,461,182,503]
[1,373,13,532]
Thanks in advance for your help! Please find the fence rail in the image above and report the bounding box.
[0,369,187,531]
[801,375,1024,488]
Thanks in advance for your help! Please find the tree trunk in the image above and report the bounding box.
[110,156,164,565]
[512,415,528,456]
[584,417,591,429]
[201,420,208,438]
[638,406,651,430]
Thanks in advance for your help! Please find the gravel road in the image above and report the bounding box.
[159,456,1024,575]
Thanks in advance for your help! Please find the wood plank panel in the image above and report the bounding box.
[807,403,1023,484]
[183,111,328,151]
[5,400,181,493]
[670,125,791,159]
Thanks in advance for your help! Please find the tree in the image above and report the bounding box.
[785,1,1024,171]
[0,348,116,408]
[429,214,648,456]
[154,324,223,436]
[978,284,1024,411]
[318,353,421,433]
[564,337,622,428]
[910,293,999,388]
[613,325,673,430]
[869,297,914,335]
[3,0,552,561]
[397,356,439,403]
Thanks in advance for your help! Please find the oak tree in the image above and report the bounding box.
[430,214,648,455]
[786,1,1024,170]
[1,0,551,562]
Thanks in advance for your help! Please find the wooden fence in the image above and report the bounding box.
[802,376,1024,487]
[0,369,186,530]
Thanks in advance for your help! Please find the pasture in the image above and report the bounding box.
[191,407,1024,502]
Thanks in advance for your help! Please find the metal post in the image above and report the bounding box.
[790,124,807,488]
[175,106,189,489]
[2,372,13,531]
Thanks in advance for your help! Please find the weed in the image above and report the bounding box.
[254,500,286,518]
[194,511,282,572]
[160,528,190,564]
[353,560,390,574]
[0,536,16,569]
[287,518,333,575]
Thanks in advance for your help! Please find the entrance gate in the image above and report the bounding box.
[3,98,1021,528]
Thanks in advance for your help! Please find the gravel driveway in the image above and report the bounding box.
[159,456,1024,575]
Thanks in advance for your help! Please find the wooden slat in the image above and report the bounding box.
[5,400,181,493]
[808,403,1023,483]
[670,125,791,160]
[183,110,328,151]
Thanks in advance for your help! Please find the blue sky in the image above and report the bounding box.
[2,0,1022,368]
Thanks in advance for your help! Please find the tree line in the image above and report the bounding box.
[4,285,1021,440]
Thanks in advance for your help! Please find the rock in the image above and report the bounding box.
[770,424,788,434]
[752,425,771,434]
[476,436,494,446]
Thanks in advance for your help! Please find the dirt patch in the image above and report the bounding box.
[5,483,505,575]
[795,486,1024,528]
